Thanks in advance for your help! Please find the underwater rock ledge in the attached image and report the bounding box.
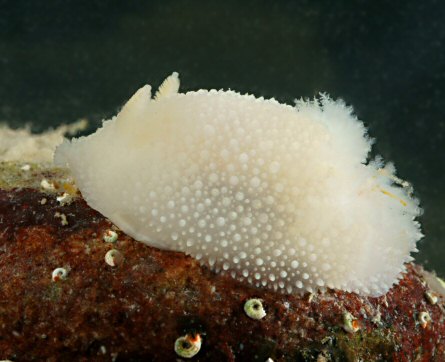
[0,162,444,362]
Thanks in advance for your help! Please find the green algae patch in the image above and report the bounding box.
[335,329,395,361]
[0,161,76,194]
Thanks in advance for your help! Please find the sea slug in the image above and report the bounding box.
[54,73,422,296]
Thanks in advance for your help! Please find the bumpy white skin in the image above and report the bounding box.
[55,73,422,296]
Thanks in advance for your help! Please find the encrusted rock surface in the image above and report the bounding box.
[0,163,444,361]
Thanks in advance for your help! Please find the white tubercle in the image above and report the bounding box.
[54,72,422,296]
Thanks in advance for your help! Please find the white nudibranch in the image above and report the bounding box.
[54,72,423,296]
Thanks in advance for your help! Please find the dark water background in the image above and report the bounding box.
[1,0,444,276]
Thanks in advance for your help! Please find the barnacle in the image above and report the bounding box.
[51,267,68,282]
[103,230,118,243]
[244,298,266,320]
[104,249,123,267]
[343,311,360,333]
[425,291,438,305]
[418,311,432,328]
[174,334,202,358]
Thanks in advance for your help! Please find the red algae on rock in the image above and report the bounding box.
[0,165,444,361]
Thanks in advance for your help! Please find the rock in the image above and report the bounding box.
[0,163,444,361]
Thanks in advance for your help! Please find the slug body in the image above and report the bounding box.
[55,73,422,296]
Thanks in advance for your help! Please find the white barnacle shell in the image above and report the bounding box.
[54,73,422,296]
